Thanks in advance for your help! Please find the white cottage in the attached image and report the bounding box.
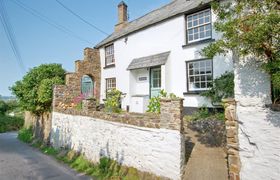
[95,0,233,113]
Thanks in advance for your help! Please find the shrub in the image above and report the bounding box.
[105,89,122,113]
[10,64,65,115]
[18,127,33,143]
[201,72,234,104]
[147,90,180,113]
[184,107,225,122]
[0,115,24,133]
[0,100,8,115]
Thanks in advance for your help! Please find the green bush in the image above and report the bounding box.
[147,90,180,113]
[105,89,122,113]
[0,115,24,133]
[0,100,8,115]
[18,127,33,143]
[201,72,234,104]
[184,107,225,122]
[11,64,65,115]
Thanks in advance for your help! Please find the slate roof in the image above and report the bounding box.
[127,51,170,70]
[95,0,211,48]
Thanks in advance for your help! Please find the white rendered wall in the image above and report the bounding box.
[100,8,233,109]
[51,112,184,179]
[234,57,279,179]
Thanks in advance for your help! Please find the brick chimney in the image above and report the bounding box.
[115,1,128,32]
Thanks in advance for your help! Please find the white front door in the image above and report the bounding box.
[150,67,161,97]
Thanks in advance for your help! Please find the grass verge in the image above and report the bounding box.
[18,138,160,180]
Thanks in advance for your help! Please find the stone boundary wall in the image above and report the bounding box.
[223,99,240,180]
[51,98,185,179]
[52,47,101,111]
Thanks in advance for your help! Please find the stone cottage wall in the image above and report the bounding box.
[51,99,185,179]
[53,47,101,110]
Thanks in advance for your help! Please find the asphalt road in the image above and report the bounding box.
[0,132,92,180]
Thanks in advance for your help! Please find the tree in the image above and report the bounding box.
[202,0,280,102]
[0,100,8,115]
[10,64,65,115]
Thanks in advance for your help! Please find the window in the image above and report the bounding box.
[187,59,213,91]
[105,44,115,66]
[106,78,116,92]
[186,9,212,43]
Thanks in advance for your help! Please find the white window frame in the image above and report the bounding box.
[105,44,115,66]
[187,59,213,91]
[186,9,212,43]
[106,78,116,92]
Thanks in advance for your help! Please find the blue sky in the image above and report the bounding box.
[0,0,170,96]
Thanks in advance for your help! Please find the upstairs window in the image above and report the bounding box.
[187,59,213,91]
[186,9,212,43]
[105,44,115,66]
[106,78,116,92]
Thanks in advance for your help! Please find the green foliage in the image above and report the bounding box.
[201,72,234,104]
[0,114,24,133]
[5,100,23,117]
[0,100,8,115]
[147,90,167,113]
[184,107,225,122]
[105,89,122,113]
[11,64,65,115]
[202,0,280,101]
[18,127,33,143]
[147,90,180,113]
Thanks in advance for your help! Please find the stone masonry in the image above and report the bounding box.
[53,47,101,110]
[223,98,241,180]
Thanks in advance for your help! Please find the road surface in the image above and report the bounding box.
[0,132,91,180]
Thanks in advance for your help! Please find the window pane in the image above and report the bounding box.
[199,12,204,18]
[206,30,211,37]
[206,24,211,30]
[189,63,194,69]
[189,69,194,75]
[201,75,206,81]
[188,29,193,34]
[194,33,199,39]
[188,16,192,21]
[194,27,198,33]
[200,32,205,38]
[190,77,194,82]
[205,16,210,23]
[199,18,204,24]
[187,59,213,91]
[193,15,198,20]
[189,35,193,41]
[188,22,192,28]
[193,62,199,68]
[201,82,206,88]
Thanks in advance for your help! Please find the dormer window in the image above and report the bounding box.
[105,44,115,66]
[186,9,212,43]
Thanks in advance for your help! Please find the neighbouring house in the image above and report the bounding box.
[94,0,233,113]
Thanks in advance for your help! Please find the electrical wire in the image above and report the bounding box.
[55,0,109,36]
[11,0,92,45]
[0,0,26,73]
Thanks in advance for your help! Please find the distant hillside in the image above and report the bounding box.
[0,96,16,101]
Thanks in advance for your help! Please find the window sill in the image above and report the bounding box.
[182,38,215,48]
[103,64,115,69]
[183,91,206,95]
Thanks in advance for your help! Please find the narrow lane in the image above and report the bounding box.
[0,132,91,180]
